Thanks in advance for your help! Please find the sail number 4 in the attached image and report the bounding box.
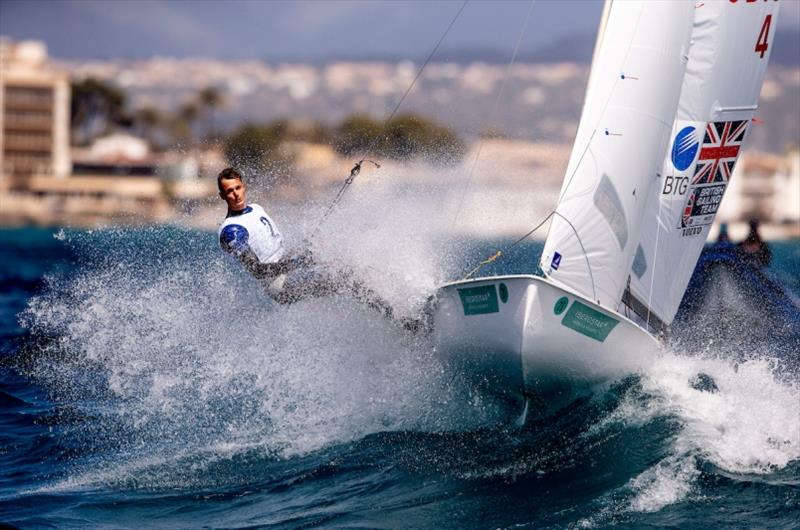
[755,14,772,59]
[727,1,774,59]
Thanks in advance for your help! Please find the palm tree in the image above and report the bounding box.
[196,86,225,140]
[134,106,165,149]
[70,77,131,145]
[170,102,199,146]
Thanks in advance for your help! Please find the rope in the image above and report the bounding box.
[463,210,554,279]
[462,210,598,303]
[307,159,380,241]
[463,251,504,280]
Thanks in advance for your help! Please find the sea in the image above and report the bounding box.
[1,226,798,529]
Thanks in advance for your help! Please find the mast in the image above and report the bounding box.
[539,1,695,309]
[627,0,781,328]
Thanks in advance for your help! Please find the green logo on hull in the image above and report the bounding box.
[553,296,569,315]
[560,300,619,342]
[458,285,499,315]
[499,283,509,303]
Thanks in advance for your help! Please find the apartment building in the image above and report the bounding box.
[0,39,70,186]
[719,150,800,226]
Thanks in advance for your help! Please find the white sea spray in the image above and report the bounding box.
[620,353,800,513]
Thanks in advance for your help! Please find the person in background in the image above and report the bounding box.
[738,218,772,268]
[717,223,730,243]
[715,222,734,249]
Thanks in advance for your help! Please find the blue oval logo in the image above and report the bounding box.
[671,126,699,171]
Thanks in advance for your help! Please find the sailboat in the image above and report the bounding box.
[430,0,781,405]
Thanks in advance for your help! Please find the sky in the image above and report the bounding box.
[3,0,796,62]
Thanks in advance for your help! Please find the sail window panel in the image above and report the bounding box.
[593,174,628,251]
[632,244,647,280]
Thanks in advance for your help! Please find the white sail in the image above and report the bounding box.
[540,1,695,309]
[628,1,781,327]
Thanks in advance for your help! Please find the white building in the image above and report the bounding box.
[0,39,71,183]
[718,150,800,227]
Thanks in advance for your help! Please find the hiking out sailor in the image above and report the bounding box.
[217,167,318,303]
[216,167,402,320]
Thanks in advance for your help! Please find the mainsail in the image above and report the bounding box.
[540,1,695,309]
[627,1,781,328]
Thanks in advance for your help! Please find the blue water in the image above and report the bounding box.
[1,226,799,529]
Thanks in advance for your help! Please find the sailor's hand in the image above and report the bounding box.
[290,248,314,267]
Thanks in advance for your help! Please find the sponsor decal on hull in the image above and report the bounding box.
[560,300,619,342]
[458,285,499,316]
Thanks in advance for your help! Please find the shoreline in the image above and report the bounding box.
[1,218,797,242]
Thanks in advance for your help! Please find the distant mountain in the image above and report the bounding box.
[432,34,597,64]
[527,29,798,66]
[305,28,797,66]
[521,33,596,64]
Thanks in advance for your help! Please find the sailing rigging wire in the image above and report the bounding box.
[307,0,470,241]
[462,209,598,303]
[463,209,554,279]
[449,0,537,228]
[379,0,469,137]
[645,129,673,328]
[307,159,381,241]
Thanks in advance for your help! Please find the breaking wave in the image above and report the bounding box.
[6,220,798,526]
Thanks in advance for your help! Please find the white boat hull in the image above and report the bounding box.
[431,275,661,402]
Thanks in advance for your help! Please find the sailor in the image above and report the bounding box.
[217,167,404,320]
[713,222,735,250]
[738,218,772,268]
[217,167,323,303]
[717,222,731,244]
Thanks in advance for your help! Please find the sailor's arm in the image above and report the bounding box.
[238,250,306,279]
[220,224,310,280]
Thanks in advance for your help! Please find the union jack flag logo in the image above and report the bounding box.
[691,120,748,185]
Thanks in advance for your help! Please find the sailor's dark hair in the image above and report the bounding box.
[217,167,244,192]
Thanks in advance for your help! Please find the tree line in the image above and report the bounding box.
[70,77,466,174]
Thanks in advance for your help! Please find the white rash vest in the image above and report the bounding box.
[218,204,285,264]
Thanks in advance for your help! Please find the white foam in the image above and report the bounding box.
[20,225,508,489]
[627,454,699,513]
[622,353,800,513]
[273,162,554,316]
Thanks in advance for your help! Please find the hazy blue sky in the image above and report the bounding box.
[3,0,796,61]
